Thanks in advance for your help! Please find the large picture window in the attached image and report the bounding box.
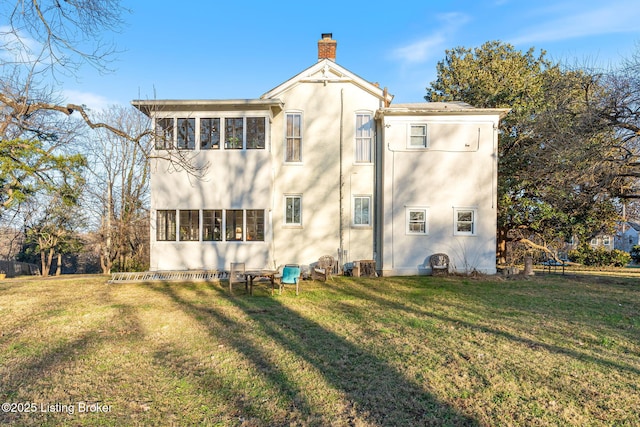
[355,113,372,163]
[156,210,176,241]
[353,196,371,226]
[285,113,302,162]
[156,209,265,242]
[179,210,199,241]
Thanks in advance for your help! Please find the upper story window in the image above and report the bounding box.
[409,124,428,148]
[454,208,476,236]
[154,116,266,151]
[200,118,220,150]
[225,118,244,149]
[285,112,302,162]
[247,117,266,149]
[355,113,373,163]
[177,118,196,150]
[155,118,174,149]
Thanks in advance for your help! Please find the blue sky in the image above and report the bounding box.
[61,0,640,111]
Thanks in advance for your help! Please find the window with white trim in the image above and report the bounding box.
[284,195,302,226]
[285,112,302,162]
[409,124,428,148]
[353,196,371,226]
[454,208,476,235]
[355,113,373,163]
[406,208,428,234]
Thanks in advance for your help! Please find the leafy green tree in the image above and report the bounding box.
[426,41,627,262]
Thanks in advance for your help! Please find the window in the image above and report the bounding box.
[200,118,220,150]
[246,117,266,149]
[355,113,373,163]
[225,210,244,241]
[246,210,265,241]
[177,118,195,149]
[407,208,428,234]
[353,196,371,226]
[156,210,176,241]
[225,118,243,149]
[155,118,173,149]
[202,210,222,241]
[284,195,302,226]
[454,208,476,235]
[602,236,611,246]
[409,124,428,148]
[179,210,199,241]
[285,113,302,162]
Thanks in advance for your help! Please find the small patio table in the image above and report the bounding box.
[244,270,278,295]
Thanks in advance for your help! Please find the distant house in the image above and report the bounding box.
[132,34,507,275]
[615,222,640,252]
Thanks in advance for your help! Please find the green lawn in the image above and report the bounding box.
[1,273,638,426]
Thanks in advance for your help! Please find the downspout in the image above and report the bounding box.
[339,88,344,268]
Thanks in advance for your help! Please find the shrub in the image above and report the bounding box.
[630,245,640,264]
[568,246,631,267]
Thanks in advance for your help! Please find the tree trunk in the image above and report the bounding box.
[497,227,508,264]
[40,249,48,277]
[56,253,62,276]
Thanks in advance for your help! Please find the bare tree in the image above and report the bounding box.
[83,104,151,273]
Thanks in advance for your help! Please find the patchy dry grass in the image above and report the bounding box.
[0,273,638,426]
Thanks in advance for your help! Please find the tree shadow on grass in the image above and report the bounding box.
[148,281,480,426]
[323,277,640,378]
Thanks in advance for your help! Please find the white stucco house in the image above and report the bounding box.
[132,34,508,276]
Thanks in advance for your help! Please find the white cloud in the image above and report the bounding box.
[391,13,470,65]
[0,25,42,64]
[62,89,117,112]
[509,1,640,45]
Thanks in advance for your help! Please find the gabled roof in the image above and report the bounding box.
[260,58,394,104]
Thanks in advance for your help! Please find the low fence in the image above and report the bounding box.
[0,260,41,278]
[109,270,228,284]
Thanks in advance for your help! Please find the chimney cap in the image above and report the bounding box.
[321,33,333,39]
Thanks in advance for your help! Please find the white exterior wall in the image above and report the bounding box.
[379,114,500,275]
[149,111,273,271]
[267,73,382,268]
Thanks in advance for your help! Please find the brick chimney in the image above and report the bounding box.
[318,33,337,62]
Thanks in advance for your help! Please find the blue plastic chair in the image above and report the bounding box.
[280,264,301,295]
